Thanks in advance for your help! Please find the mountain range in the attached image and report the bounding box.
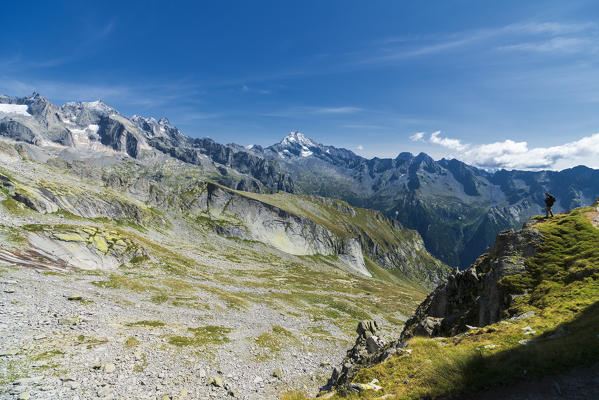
[2,92,599,268]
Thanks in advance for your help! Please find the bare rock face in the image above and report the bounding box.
[0,120,38,144]
[197,183,371,277]
[401,225,543,339]
[98,116,140,158]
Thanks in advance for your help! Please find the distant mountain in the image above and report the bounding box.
[3,93,599,268]
[254,132,599,267]
[0,93,293,193]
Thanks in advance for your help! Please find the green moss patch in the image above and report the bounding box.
[125,320,165,328]
[166,325,232,347]
[254,325,298,359]
[124,337,141,348]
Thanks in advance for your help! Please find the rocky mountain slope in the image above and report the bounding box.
[317,203,599,399]
[0,134,449,399]
[3,93,599,269]
[0,93,293,194]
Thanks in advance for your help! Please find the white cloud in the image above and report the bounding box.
[241,85,271,94]
[409,132,425,142]
[356,145,364,150]
[499,37,595,54]
[365,21,599,66]
[260,106,362,118]
[421,131,599,170]
[507,22,595,35]
[430,131,469,152]
[313,106,362,114]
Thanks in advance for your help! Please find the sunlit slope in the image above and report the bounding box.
[236,189,450,287]
[325,206,599,399]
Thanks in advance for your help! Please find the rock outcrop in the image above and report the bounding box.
[0,171,166,227]
[27,226,144,270]
[325,219,546,392]
[326,320,393,391]
[401,225,543,339]
[0,226,145,271]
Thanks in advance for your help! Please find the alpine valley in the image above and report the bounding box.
[3,93,599,269]
[1,93,598,399]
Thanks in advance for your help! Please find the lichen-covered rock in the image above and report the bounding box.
[24,226,145,270]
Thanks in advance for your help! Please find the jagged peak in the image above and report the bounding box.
[83,100,114,111]
[24,92,51,106]
[395,152,414,161]
[62,99,117,115]
[30,91,46,100]
[131,115,157,124]
[280,131,318,148]
[414,152,434,161]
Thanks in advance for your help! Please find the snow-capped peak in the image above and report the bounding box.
[281,131,317,148]
[72,100,117,115]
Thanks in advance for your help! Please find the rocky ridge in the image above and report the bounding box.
[325,218,546,392]
[0,93,292,193]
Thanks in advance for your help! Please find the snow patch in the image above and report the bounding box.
[68,124,108,151]
[82,100,114,114]
[0,104,31,116]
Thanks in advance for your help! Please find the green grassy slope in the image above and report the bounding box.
[290,206,599,399]
[227,189,450,287]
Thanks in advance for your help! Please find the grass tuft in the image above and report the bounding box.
[166,325,232,347]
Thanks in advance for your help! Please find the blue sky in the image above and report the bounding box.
[2,0,599,169]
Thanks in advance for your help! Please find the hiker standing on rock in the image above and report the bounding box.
[545,192,555,218]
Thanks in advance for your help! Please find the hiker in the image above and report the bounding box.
[545,192,555,218]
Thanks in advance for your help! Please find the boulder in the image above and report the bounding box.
[208,377,223,387]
